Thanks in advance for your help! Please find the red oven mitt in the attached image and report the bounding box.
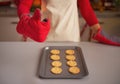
[16,8,50,42]
[92,28,120,46]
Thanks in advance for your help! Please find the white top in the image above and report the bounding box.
[44,0,80,42]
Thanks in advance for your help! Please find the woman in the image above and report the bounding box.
[15,0,120,46]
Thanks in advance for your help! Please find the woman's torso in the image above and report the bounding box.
[43,0,80,42]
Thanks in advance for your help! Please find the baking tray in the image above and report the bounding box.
[38,46,88,79]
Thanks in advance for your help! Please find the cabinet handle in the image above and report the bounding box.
[99,21,104,24]
[11,21,18,24]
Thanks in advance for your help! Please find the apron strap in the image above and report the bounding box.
[41,0,50,19]
[41,0,47,13]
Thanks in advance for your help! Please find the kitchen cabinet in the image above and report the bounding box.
[98,17,120,36]
[97,11,120,36]
[0,16,22,41]
[0,6,23,41]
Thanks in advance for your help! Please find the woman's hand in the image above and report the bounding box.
[92,28,120,46]
[90,24,120,46]
[16,8,50,42]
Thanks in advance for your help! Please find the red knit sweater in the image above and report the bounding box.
[16,0,98,26]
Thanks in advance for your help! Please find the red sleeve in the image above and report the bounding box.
[77,0,98,26]
[15,0,33,18]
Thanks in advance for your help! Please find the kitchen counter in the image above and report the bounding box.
[0,42,120,84]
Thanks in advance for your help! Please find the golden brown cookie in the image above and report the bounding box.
[66,55,76,61]
[51,67,62,74]
[67,61,77,67]
[50,55,60,61]
[51,61,62,67]
[50,49,60,54]
[68,67,80,74]
[65,49,75,55]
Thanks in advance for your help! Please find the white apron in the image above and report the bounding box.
[26,0,80,42]
[44,0,80,42]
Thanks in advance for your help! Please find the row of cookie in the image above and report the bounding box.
[50,49,75,55]
[65,51,80,74]
[50,49,62,74]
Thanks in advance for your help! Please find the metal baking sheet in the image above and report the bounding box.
[38,46,88,79]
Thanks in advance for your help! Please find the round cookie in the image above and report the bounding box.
[66,55,76,61]
[67,61,77,67]
[65,49,75,55]
[51,67,62,74]
[51,61,62,67]
[50,49,60,54]
[50,55,60,60]
[68,67,80,74]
